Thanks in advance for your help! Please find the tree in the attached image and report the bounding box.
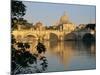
[11,0,26,30]
[85,24,96,30]
[11,0,26,19]
[11,35,48,74]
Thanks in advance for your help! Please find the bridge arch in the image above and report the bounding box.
[24,33,38,42]
[49,33,59,41]
[82,33,95,41]
[64,33,77,41]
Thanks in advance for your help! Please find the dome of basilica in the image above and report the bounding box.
[60,12,71,24]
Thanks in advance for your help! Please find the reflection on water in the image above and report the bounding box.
[15,37,96,73]
[43,41,96,72]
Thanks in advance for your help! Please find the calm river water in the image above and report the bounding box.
[25,40,96,73]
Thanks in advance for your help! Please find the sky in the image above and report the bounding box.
[23,1,96,26]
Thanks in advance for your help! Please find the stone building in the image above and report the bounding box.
[58,12,76,32]
[34,21,45,31]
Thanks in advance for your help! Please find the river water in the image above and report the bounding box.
[25,40,96,73]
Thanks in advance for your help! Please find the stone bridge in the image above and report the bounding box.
[12,29,93,42]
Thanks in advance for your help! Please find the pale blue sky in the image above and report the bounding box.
[23,1,96,26]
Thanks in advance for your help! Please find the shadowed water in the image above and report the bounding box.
[27,40,96,72]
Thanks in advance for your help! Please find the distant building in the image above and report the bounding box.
[57,12,76,32]
[34,21,45,31]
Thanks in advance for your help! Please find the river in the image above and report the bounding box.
[25,40,96,73]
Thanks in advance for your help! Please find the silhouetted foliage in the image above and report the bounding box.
[11,0,27,31]
[24,43,30,49]
[40,56,48,71]
[85,24,96,30]
[11,34,16,44]
[11,35,48,75]
[36,42,46,54]
[11,0,26,19]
